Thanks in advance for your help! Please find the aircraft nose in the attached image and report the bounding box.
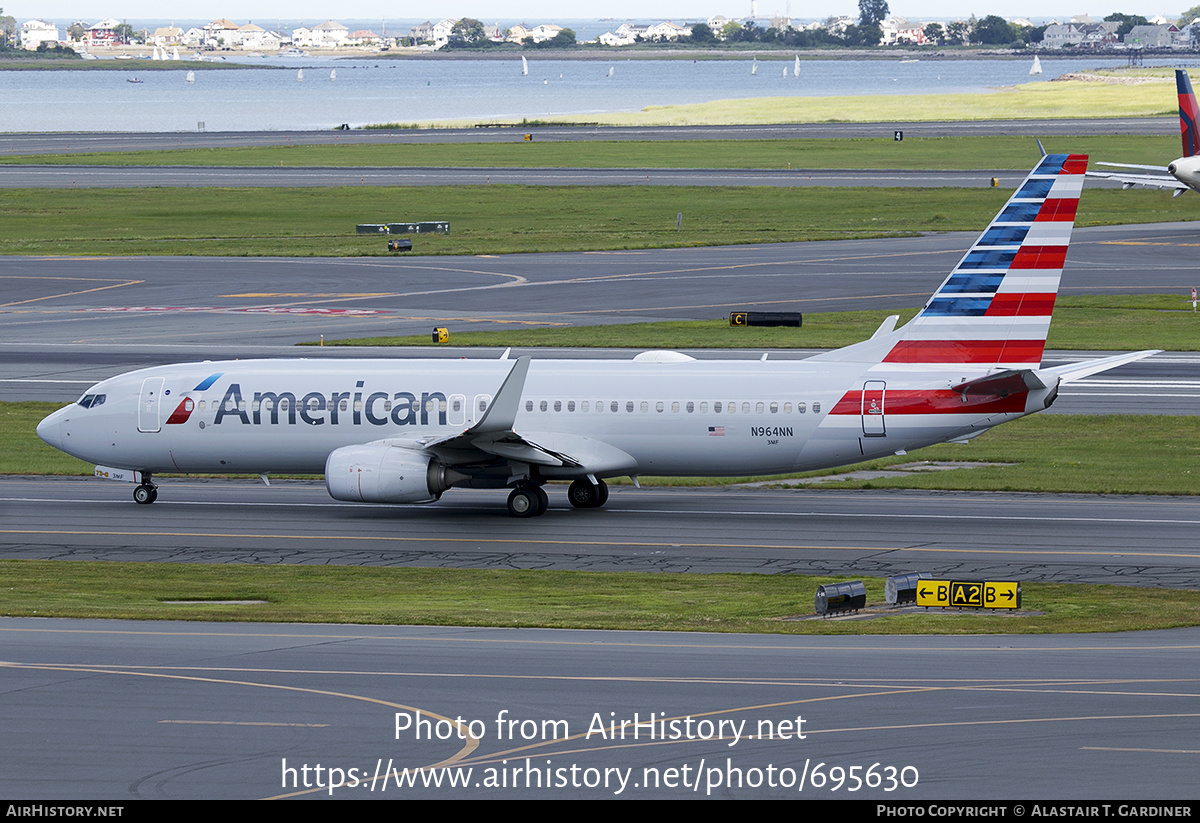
[36,408,65,450]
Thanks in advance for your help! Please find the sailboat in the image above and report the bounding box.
[751,57,757,75]
[297,68,304,81]
[608,65,614,77]
[782,65,787,78]
[330,69,336,81]
[152,46,161,60]
[172,47,179,60]
[1029,56,1042,76]
[185,70,195,84]
[793,55,800,78]
[521,55,528,76]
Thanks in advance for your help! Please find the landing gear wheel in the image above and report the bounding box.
[133,484,157,505]
[567,478,608,509]
[507,486,547,518]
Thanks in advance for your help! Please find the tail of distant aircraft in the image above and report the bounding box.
[1178,69,1200,158]
[812,153,1087,370]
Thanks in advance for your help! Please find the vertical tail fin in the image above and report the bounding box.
[1178,70,1200,158]
[880,153,1087,370]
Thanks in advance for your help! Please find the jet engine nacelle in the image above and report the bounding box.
[1168,155,1200,189]
[325,444,450,504]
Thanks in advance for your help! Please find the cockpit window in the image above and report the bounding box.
[77,394,106,409]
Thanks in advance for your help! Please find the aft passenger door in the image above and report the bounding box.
[861,380,886,437]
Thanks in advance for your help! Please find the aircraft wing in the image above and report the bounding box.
[383,355,637,475]
[1087,166,1187,193]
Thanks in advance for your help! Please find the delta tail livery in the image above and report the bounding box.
[37,154,1158,516]
[1088,69,1200,196]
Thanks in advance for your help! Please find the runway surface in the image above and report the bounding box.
[0,120,1175,155]
[5,479,1200,588]
[2,617,1197,799]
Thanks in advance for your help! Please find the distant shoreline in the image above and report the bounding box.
[5,46,1197,69]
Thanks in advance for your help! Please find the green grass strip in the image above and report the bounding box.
[321,295,1200,352]
[0,135,1180,170]
[566,79,1180,127]
[3,560,1198,633]
[0,185,1196,257]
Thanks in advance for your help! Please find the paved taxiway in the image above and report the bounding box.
[2,617,1197,799]
[4,623,1195,801]
[6,479,1200,588]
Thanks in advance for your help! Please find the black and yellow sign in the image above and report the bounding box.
[916,580,1021,610]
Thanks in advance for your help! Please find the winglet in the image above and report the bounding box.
[1036,138,1047,157]
[469,356,530,434]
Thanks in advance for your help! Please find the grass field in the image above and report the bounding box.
[321,295,1200,352]
[3,560,1198,633]
[1,185,1196,257]
[554,79,1181,127]
[0,135,1179,170]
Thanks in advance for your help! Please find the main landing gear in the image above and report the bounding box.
[507,484,549,518]
[506,478,610,517]
[133,474,158,505]
[567,478,608,509]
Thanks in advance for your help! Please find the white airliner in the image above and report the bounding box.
[37,153,1158,516]
[1088,69,1200,196]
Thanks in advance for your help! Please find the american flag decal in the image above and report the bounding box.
[708,426,726,436]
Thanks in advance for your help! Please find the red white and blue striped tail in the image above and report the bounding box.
[881,153,1087,370]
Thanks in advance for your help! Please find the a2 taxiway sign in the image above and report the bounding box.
[916,580,1022,610]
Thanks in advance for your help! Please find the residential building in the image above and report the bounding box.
[21,19,59,49]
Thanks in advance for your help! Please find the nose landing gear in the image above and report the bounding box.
[133,474,158,505]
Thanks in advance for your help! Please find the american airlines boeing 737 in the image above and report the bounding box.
[37,154,1157,516]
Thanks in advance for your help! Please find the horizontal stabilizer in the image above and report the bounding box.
[1095,162,1170,172]
[1044,350,1161,384]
